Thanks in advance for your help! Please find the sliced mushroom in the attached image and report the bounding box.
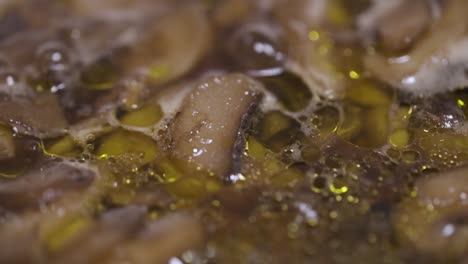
[124,4,213,86]
[75,3,212,105]
[105,212,204,264]
[273,0,347,99]
[395,166,468,259]
[0,159,96,209]
[171,73,262,178]
[0,0,64,42]
[362,0,468,95]
[49,206,146,264]
[0,124,15,160]
[0,33,73,131]
[0,93,68,138]
[0,205,146,264]
[358,0,433,52]
[0,213,45,263]
[68,18,140,67]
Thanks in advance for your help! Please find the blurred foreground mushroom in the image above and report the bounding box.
[361,0,468,95]
[395,166,468,260]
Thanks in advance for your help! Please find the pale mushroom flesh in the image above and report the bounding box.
[0,1,468,264]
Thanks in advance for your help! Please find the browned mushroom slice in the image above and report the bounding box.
[172,73,262,178]
[362,0,468,95]
[70,18,139,68]
[395,166,468,259]
[273,0,348,99]
[0,205,146,264]
[0,93,68,138]
[124,4,212,86]
[78,3,212,96]
[0,30,75,97]
[358,0,433,52]
[105,212,204,264]
[0,160,96,209]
